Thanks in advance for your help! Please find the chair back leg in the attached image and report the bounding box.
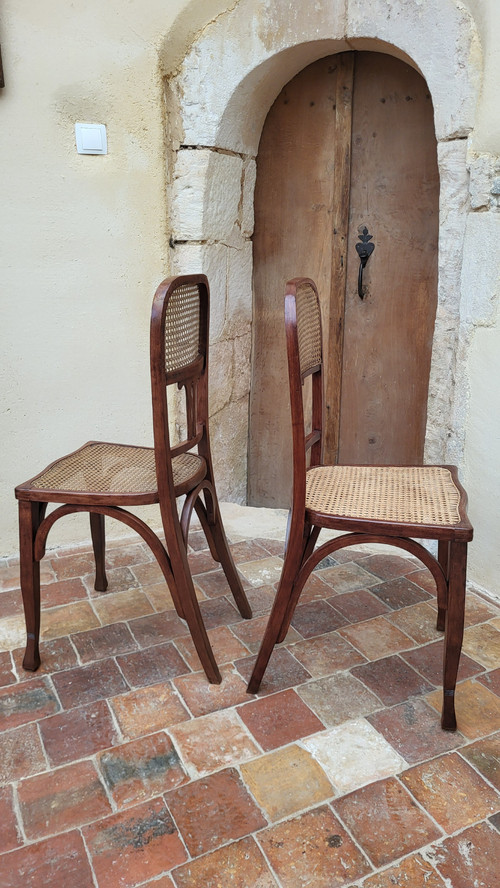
[90,512,108,592]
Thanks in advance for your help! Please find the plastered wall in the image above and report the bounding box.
[0,0,499,600]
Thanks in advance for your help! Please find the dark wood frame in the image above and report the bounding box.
[247,278,473,731]
[15,274,251,684]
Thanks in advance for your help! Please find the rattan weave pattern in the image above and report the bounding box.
[295,282,322,376]
[306,465,462,525]
[165,283,200,373]
[29,442,204,494]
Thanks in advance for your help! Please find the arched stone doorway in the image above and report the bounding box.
[162,0,481,505]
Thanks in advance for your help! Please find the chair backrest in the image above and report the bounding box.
[284,278,324,483]
[150,274,210,495]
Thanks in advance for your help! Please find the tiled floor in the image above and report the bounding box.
[1,513,500,887]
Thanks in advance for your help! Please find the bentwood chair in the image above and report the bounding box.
[247,278,473,731]
[15,274,251,684]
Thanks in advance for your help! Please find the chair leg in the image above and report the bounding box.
[90,512,108,592]
[275,524,319,644]
[195,493,252,619]
[247,545,305,694]
[436,540,450,632]
[19,501,44,671]
[441,540,467,731]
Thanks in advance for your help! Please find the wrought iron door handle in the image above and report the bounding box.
[355,227,375,299]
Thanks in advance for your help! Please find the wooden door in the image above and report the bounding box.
[248,51,439,507]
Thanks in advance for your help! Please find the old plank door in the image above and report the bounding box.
[248,51,439,507]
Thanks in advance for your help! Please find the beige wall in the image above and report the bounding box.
[1,0,499,601]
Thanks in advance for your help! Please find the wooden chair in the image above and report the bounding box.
[15,273,251,684]
[247,278,473,731]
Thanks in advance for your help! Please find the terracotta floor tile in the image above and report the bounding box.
[187,549,219,576]
[131,560,165,587]
[198,596,242,629]
[229,540,270,563]
[0,785,22,853]
[165,768,266,857]
[174,625,250,671]
[401,752,500,833]
[0,677,60,731]
[328,588,390,623]
[12,637,79,680]
[462,623,500,670]
[459,732,500,790]
[254,538,285,556]
[426,679,500,739]
[0,614,26,655]
[85,565,138,597]
[462,591,500,627]
[173,666,250,717]
[331,546,372,563]
[315,561,381,593]
[298,572,336,604]
[0,650,16,687]
[40,577,88,609]
[52,657,129,708]
[128,610,187,647]
[187,529,208,551]
[477,667,500,696]
[72,621,138,662]
[289,631,366,677]
[83,798,187,888]
[0,722,46,783]
[236,556,284,588]
[103,543,153,569]
[352,654,434,705]
[230,613,301,653]
[51,551,98,582]
[368,698,464,763]
[0,589,23,620]
[242,584,276,615]
[241,744,333,821]
[387,601,442,644]
[360,553,420,581]
[298,672,382,727]
[39,699,119,766]
[110,681,190,740]
[170,708,259,777]
[171,835,278,887]
[40,601,100,641]
[302,718,405,795]
[144,581,185,612]
[370,576,432,610]
[193,569,236,599]
[333,776,441,868]
[258,804,371,887]
[401,639,483,685]
[290,599,349,637]
[92,589,154,625]
[235,647,312,695]
[238,688,324,750]
[97,732,188,807]
[0,830,95,888]
[428,821,500,888]
[339,616,414,660]
[116,641,189,688]
[360,853,446,887]
[17,759,111,840]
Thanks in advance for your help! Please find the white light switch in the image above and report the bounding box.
[75,123,107,155]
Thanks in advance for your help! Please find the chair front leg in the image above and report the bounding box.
[195,492,252,619]
[441,540,467,731]
[90,512,108,592]
[19,500,45,671]
[436,540,450,632]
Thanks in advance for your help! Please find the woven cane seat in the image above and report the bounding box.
[27,442,205,495]
[306,465,462,526]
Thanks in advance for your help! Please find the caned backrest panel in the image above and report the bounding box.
[295,281,322,377]
[164,282,201,374]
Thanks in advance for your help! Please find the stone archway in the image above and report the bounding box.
[161,0,481,503]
